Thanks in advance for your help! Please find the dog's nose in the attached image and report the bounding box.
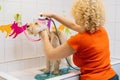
[27,25,30,28]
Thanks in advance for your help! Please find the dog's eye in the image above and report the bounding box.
[35,22,38,25]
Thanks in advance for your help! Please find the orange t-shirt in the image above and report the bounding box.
[67,27,116,80]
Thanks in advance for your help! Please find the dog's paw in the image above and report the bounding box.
[53,70,61,75]
[40,68,50,74]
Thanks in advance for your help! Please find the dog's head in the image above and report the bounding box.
[27,21,47,36]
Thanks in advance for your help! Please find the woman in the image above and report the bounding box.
[39,0,119,80]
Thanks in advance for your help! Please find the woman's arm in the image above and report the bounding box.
[40,13,85,32]
[39,30,76,60]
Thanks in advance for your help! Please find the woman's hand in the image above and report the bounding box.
[39,29,49,41]
[40,12,56,18]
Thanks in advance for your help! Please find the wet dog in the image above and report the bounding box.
[27,21,66,74]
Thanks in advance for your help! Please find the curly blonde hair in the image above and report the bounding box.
[71,0,105,33]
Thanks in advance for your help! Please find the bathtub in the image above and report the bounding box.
[2,58,120,80]
[0,72,19,80]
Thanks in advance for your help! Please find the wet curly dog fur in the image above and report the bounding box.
[27,21,66,74]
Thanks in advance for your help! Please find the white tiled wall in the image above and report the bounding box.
[0,0,73,72]
[104,0,120,59]
[0,57,45,72]
[0,38,5,63]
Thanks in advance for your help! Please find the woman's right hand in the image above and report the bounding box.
[40,12,56,18]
